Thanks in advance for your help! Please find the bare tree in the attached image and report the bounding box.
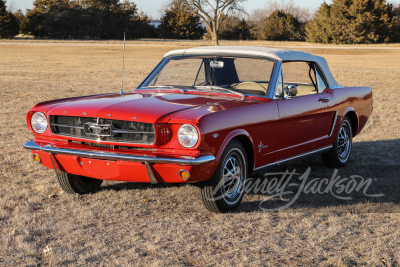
[250,0,312,24]
[181,0,246,45]
[5,0,15,12]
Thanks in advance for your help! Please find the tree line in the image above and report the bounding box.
[1,0,399,43]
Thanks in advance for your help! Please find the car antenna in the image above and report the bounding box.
[120,32,126,104]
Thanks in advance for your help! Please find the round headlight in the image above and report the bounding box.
[31,112,48,134]
[177,124,199,148]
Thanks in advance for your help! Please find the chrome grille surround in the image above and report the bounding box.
[50,116,155,144]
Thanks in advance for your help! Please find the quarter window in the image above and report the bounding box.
[275,69,284,98]
[315,68,328,92]
[280,61,327,96]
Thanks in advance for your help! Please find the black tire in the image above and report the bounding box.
[200,140,247,213]
[56,171,103,194]
[322,116,353,168]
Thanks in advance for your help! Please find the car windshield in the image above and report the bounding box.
[140,56,276,97]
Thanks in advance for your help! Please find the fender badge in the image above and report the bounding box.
[258,141,269,153]
[212,133,219,138]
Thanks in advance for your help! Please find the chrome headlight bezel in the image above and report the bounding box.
[31,112,48,134]
[177,124,199,148]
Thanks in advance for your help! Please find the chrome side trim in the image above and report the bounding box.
[329,111,338,137]
[253,146,333,172]
[23,141,215,165]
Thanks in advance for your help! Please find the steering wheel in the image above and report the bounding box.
[232,81,267,94]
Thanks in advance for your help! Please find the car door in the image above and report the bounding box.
[274,61,335,161]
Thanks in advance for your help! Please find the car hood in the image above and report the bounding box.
[37,91,262,124]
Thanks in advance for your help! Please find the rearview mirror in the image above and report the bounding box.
[210,61,224,68]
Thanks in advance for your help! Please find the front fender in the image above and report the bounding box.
[206,129,255,177]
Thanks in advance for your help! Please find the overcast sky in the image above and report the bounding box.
[8,0,400,18]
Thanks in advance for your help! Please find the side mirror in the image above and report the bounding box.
[285,84,298,99]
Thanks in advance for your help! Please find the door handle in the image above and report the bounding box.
[318,97,329,103]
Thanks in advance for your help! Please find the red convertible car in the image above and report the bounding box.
[24,46,373,213]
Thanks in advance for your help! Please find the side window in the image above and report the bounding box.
[281,61,320,96]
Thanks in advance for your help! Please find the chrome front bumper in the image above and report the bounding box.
[23,140,215,184]
[23,141,215,165]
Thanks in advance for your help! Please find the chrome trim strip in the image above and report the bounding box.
[112,129,155,134]
[24,141,215,165]
[253,146,333,172]
[329,111,338,137]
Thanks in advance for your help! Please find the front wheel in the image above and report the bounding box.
[322,116,353,168]
[56,172,103,194]
[200,140,247,213]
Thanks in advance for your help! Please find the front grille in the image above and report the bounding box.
[50,116,155,144]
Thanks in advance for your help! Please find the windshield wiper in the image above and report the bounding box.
[195,86,245,100]
[143,85,186,92]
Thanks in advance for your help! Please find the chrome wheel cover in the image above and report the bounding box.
[221,149,245,204]
[337,121,351,162]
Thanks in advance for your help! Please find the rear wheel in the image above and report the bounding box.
[56,172,103,194]
[322,116,353,168]
[200,140,247,213]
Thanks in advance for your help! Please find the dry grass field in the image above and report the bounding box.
[1,40,400,266]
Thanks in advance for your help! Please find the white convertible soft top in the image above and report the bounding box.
[165,46,339,87]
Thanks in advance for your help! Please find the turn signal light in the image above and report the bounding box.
[179,170,190,180]
[33,154,42,163]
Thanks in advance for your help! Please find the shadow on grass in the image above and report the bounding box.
[100,139,400,213]
[238,139,400,213]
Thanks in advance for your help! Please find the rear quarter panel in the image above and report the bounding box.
[329,86,373,136]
